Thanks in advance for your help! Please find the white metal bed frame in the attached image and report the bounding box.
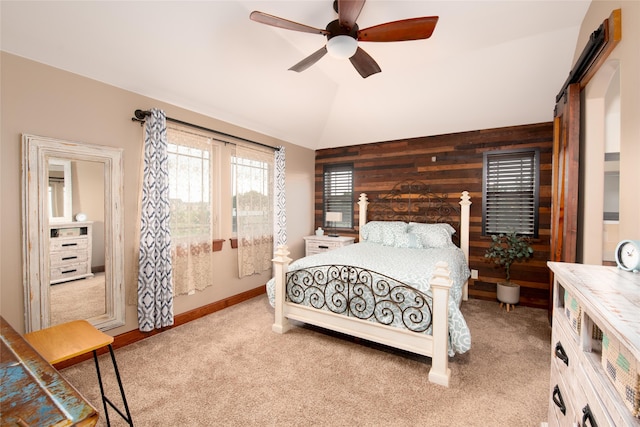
[271,189,471,387]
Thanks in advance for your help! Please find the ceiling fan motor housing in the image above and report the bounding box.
[326,19,358,41]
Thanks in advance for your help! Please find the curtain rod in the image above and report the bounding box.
[131,109,277,151]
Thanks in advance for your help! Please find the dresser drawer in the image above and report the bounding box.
[573,364,616,427]
[50,250,88,267]
[50,262,90,282]
[551,320,579,387]
[50,237,88,252]
[549,366,577,426]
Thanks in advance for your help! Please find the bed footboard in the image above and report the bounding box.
[272,245,453,387]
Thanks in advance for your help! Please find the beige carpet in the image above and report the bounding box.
[50,273,106,325]
[61,295,552,426]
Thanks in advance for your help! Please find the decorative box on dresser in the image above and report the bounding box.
[303,235,354,256]
[49,221,94,284]
[547,262,640,427]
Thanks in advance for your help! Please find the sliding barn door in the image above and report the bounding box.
[551,83,581,265]
[549,83,581,313]
[548,9,621,315]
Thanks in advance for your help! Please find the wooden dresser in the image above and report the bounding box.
[547,262,639,426]
[49,221,94,284]
[303,235,354,256]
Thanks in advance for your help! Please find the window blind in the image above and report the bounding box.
[323,164,353,228]
[483,150,539,236]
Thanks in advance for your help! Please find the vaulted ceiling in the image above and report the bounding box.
[1,1,591,150]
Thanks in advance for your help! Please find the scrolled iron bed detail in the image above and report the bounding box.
[286,264,434,332]
[271,183,471,387]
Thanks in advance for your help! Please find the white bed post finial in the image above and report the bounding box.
[272,245,292,334]
[428,261,453,387]
[358,193,369,241]
[459,191,471,301]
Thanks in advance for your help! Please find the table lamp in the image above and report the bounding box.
[325,212,342,237]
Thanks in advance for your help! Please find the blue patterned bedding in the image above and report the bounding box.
[266,242,471,355]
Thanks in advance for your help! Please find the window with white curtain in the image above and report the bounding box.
[231,155,270,234]
[233,145,274,277]
[166,125,220,294]
[482,149,540,237]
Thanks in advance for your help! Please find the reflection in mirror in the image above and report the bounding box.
[48,159,107,326]
[47,158,72,222]
[22,134,124,332]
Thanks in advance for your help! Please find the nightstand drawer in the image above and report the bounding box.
[303,235,354,256]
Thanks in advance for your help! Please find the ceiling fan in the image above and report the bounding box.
[250,0,438,78]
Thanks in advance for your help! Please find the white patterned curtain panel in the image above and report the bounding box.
[274,147,287,247]
[137,108,174,332]
[235,145,274,277]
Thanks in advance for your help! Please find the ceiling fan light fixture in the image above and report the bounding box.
[327,35,358,59]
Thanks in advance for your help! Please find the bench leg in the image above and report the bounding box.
[92,345,133,426]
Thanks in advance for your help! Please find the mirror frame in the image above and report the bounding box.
[22,134,124,332]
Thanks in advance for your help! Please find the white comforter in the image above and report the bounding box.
[266,242,471,355]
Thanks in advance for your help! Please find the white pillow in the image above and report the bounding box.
[381,222,409,246]
[407,223,455,248]
[393,232,424,249]
[360,221,407,245]
[360,221,383,243]
[409,222,456,236]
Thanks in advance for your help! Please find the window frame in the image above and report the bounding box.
[166,125,221,241]
[482,148,540,237]
[322,163,354,230]
[231,153,273,235]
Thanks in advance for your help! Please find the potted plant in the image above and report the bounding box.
[484,230,534,310]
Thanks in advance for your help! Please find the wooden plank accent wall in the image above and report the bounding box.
[315,122,553,309]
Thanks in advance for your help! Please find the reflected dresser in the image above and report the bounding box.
[49,221,94,284]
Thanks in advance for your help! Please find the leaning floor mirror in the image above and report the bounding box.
[22,134,124,332]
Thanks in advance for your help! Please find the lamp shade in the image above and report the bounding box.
[325,212,343,222]
[326,35,358,59]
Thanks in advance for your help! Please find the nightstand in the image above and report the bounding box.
[304,235,355,256]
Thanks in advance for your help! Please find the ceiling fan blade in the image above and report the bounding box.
[250,11,329,35]
[289,46,328,73]
[349,47,381,78]
[337,0,366,30]
[358,16,439,42]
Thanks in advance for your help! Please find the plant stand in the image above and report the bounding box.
[499,302,516,312]
[497,282,520,312]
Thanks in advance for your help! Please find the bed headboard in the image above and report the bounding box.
[358,182,471,300]
[365,180,461,227]
[361,180,464,246]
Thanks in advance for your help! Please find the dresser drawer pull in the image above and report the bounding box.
[61,243,78,247]
[318,245,329,249]
[552,385,566,415]
[62,256,78,261]
[581,404,597,427]
[61,269,78,274]
[554,341,569,366]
